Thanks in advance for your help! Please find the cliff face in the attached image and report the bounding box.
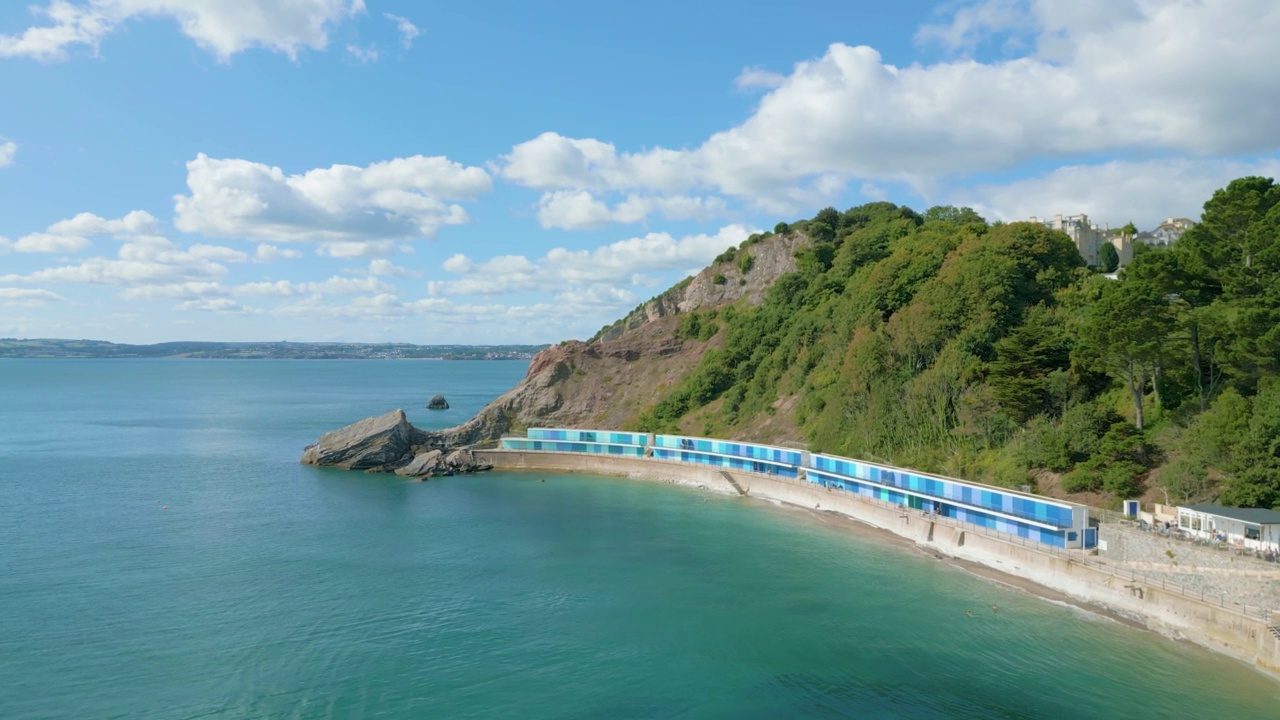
[302,228,810,472]
[427,229,811,444]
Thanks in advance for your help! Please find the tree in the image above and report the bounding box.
[1220,378,1280,508]
[1099,242,1120,272]
[815,206,841,229]
[807,221,836,243]
[1077,278,1174,430]
[924,205,985,225]
[988,313,1070,422]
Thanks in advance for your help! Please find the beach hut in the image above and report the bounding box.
[1175,504,1280,553]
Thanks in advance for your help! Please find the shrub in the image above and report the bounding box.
[712,273,727,285]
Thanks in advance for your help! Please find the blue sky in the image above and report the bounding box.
[2,0,1278,344]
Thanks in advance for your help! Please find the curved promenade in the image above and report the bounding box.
[475,440,1280,681]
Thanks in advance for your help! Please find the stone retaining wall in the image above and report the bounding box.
[1098,522,1280,612]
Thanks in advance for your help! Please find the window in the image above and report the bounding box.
[1246,527,1261,540]
[1191,517,1201,530]
[1179,516,1190,528]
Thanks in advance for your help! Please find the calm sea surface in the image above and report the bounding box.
[1,359,1277,718]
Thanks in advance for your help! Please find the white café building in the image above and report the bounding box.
[1176,504,1280,552]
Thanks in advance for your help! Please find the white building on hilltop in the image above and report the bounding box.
[1029,213,1118,266]
[1137,217,1197,248]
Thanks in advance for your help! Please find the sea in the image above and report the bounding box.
[2,359,1277,719]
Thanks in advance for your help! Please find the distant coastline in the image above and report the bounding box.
[0,338,547,361]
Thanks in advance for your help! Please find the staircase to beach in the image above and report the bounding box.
[719,470,748,496]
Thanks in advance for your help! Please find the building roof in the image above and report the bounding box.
[1181,504,1280,525]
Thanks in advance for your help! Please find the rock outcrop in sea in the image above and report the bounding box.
[427,394,449,410]
[300,409,491,479]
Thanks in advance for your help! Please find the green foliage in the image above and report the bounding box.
[712,273,727,285]
[621,178,1280,506]
[676,311,720,342]
[988,308,1071,423]
[1098,242,1120,272]
[922,205,985,225]
[1161,459,1212,504]
[774,222,790,234]
[808,221,836,243]
[1061,422,1153,497]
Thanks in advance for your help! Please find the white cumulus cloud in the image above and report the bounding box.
[254,244,302,262]
[0,140,15,166]
[346,43,377,63]
[429,224,754,297]
[383,13,419,49]
[0,0,366,62]
[0,287,66,306]
[957,157,1280,229]
[367,258,414,277]
[176,297,255,314]
[1,210,158,254]
[173,153,491,244]
[734,66,786,90]
[500,1,1280,213]
[535,191,728,230]
[1,235,247,287]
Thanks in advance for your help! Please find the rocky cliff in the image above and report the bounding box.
[301,229,810,474]
[422,228,810,442]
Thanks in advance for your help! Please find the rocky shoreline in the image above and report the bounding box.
[300,409,492,479]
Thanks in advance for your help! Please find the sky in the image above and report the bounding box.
[1,1,1278,344]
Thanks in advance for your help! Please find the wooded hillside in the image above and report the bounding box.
[625,178,1280,509]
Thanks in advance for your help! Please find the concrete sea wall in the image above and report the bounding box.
[475,449,1280,681]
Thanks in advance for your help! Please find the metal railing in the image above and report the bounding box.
[1091,507,1280,565]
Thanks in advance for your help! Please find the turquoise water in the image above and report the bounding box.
[2,360,1277,718]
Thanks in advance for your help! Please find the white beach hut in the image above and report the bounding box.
[1175,504,1280,553]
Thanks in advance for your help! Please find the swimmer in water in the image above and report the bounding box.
[992,604,999,613]
[965,610,973,617]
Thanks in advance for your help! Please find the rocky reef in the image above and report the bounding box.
[427,394,449,410]
[300,409,491,479]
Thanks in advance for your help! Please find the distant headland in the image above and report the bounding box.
[0,338,547,360]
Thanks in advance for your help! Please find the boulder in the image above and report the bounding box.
[427,394,449,410]
[301,409,420,470]
[395,449,444,477]
[445,448,492,473]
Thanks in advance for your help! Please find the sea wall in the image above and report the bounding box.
[1098,523,1280,611]
[475,449,1280,681]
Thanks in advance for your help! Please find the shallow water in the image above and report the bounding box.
[2,359,1276,718]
